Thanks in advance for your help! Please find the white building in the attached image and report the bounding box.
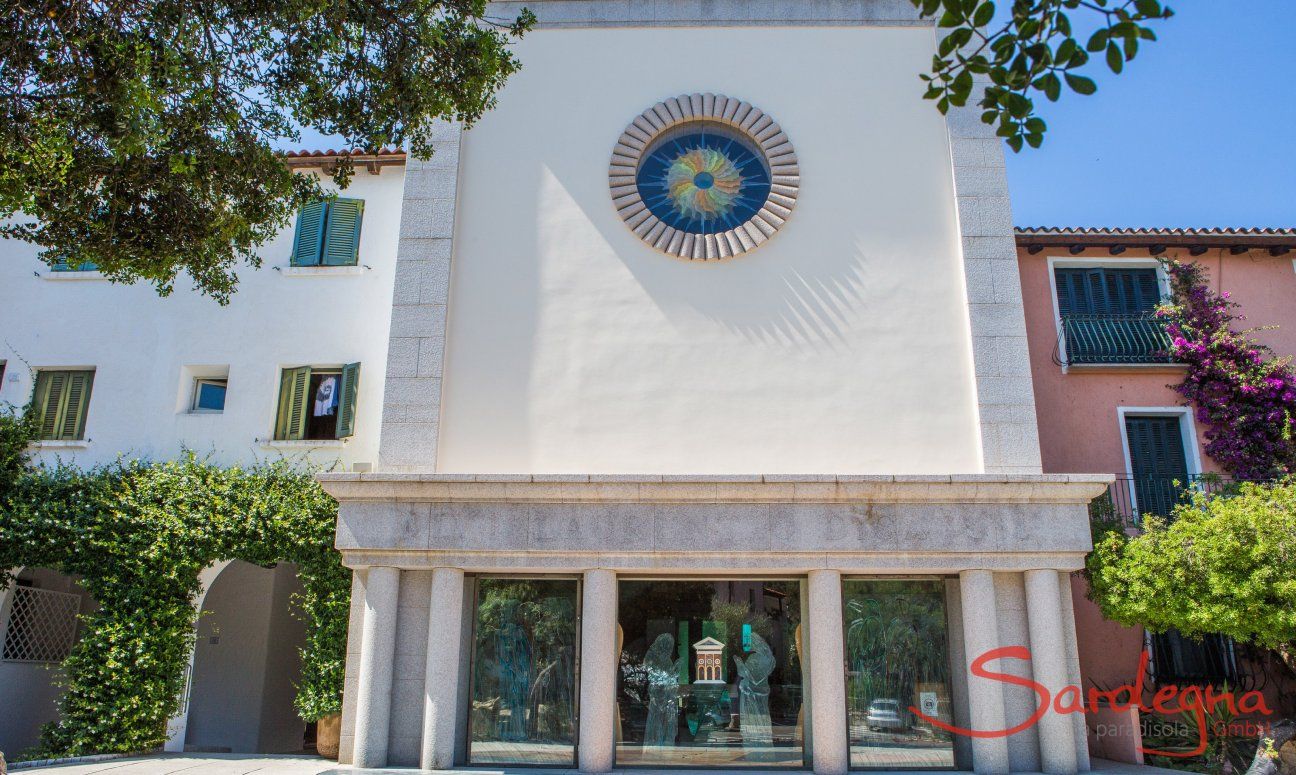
[2,3,1114,774]
[0,152,406,756]
[318,4,1107,775]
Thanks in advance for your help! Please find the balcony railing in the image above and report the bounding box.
[1093,475,1244,528]
[1057,313,1176,366]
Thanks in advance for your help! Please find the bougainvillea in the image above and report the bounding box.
[0,410,348,759]
[1159,260,1296,480]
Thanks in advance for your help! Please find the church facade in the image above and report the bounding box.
[318,3,1109,775]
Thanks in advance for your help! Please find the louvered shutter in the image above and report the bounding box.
[321,198,363,266]
[1131,269,1161,312]
[291,201,327,266]
[1054,269,1085,315]
[1056,268,1161,315]
[275,367,312,440]
[335,362,361,438]
[60,371,93,440]
[34,371,67,440]
[1055,268,1111,314]
[1125,415,1189,517]
[1084,269,1109,314]
[1104,269,1158,314]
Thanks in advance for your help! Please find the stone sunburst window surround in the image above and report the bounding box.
[609,93,799,260]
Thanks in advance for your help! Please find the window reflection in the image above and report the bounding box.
[468,578,578,765]
[843,579,954,769]
[616,579,804,767]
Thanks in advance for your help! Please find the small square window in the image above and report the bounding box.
[192,379,227,412]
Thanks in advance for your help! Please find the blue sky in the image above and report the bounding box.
[1004,2,1296,229]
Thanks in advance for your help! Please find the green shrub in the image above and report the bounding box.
[0,412,349,757]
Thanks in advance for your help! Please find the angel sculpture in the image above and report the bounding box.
[643,633,683,748]
[733,632,775,750]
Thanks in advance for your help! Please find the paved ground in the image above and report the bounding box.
[15,752,1190,775]
[14,755,338,775]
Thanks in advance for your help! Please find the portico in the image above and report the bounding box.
[319,473,1108,774]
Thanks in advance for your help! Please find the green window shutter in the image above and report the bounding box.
[335,362,361,438]
[32,370,94,440]
[1103,269,1159,314]
[1055,268,1160,316]
[33,371,67,440]
[275,366,312,440]
[60,371,94,440]
[1054,269,1088,315]
[1131,269,1162,312]
[321,198,363,266]
[1125,415,1190,517]
[291,201,327,266]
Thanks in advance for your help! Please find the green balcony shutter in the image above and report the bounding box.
[275,366,312,440]
[1056,267,1161,316]
[1131,269,1161,312]
[335,362,361,438]
[1125,415,1189,517]
[34,371,67,440]
[291,201,327,266]
[60,371,93,440]
[321,198,363,266]
[1054,268,1100,315]
[1055,270,1079,315]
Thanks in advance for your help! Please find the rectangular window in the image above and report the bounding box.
[1053,267,1161,315]
[273,363,359,440]
[33,369,95,440]
[1054,267,1172,365]
[1124,415,1190,518]
[290,198,364,267]
[843,579,954,770]
[468,577,579,766]
[1149,630,1237,686]
[615,579,805,768]
[50,259,99,272]
[192,378,228,412]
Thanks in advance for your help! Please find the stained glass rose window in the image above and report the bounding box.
[609,94,799,260]
[636,129,771,234]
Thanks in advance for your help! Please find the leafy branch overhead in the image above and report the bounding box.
[0,0,534,302]
[910,0,1174,151]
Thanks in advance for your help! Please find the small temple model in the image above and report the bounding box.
[692,636,725,683]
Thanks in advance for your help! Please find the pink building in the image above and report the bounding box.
[1016,227,1296,761]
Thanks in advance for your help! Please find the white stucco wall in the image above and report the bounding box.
[185,561,307,754]
[0,167,403,470]
[437,26,983,474]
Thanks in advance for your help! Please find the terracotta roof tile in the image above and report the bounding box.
[1017,226,1296,238]
[280,148,405,159]
[1015,226,1296,251]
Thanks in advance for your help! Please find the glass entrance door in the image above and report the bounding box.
[467,577,579,765]
[842,579,955,769]
[615,579,805,767]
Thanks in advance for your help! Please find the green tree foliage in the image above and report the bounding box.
[0,0,533,302]
[1087,479,1296,675]
[0,401,38,492]
[911,0,1174,151]
[0,437,349,758]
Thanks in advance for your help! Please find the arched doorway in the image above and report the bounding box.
[0,567,97,755]
[183,559,310,753]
